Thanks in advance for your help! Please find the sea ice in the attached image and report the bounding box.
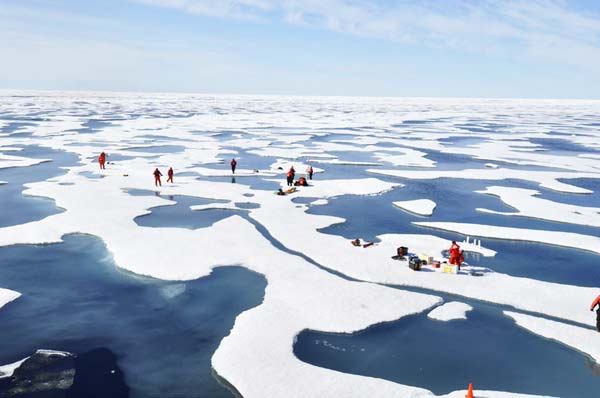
[0,288,20,310]
[505,311,600,363]
[476,186,600,227]
[428,302,473,321]
[393,199,437,216]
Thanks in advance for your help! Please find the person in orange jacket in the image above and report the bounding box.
[457,249,465,270]
[98,152,106,170]
[167,167,174,183]
[448,241,460,265]
[230,158,237,174]
[153,168,163,187]
[591,295,600,332]
[286,170,294,186]
[307,165,314,180]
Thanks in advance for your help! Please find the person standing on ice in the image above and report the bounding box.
[286,169,294,186]
[167,167,174,183]
[98,152,106,170]
[230,158,237,174]
[153,168,163,187]
[457,249,465,271]
[307,165,314,180]
[591,295,600,332]
[448,241,460,265]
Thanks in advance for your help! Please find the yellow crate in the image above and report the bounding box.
[418,254,433,264]
[442,264,458,274]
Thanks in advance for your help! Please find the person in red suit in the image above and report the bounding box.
[167,167,174,183]
[153,168,163,187]
[98,152,106,170]
[230,158,237,174]
[449,241,460,265]
[591,295,600,332]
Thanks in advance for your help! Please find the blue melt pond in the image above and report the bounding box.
[0,146,80,227]
[0,234,266,398]
[295,300,600,398]
[129,191,245,230]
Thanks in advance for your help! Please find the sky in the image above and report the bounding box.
[1,0,599,99]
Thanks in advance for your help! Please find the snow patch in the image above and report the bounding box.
[0,288,21,310]
[393,199,436,216]
[0,357,29,379]
[428,302,473,321]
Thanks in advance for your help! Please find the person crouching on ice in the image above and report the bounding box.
[591,295,600,332]
[153,168,163,187]
[167,167,174,183]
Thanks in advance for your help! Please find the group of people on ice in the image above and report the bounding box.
[152,167,174,186]
[98,153,314,190]
[286,165,313,187]
[98,151,600,332]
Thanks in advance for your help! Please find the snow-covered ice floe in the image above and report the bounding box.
[428,302,473,321]
[505,311,600,363]
[414,221,600,256]
[0,357,28,379]
[0,288,20,310]
[367,167,597,194]
[393,199,436,216]
[0,154,51,170]
[0,349,72,379]
[476,186,600,227]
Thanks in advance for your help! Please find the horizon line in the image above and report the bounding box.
[1,87,599,102]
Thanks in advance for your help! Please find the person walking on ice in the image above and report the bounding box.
[167,167,174,183]
[591,294,600,332]
[153,168,163,187]
[230,158,237,174]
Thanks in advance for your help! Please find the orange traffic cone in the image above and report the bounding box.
[465,383,474,398]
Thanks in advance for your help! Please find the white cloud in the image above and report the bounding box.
[132,0,600,69]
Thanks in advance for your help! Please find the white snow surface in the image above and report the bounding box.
[428,302,473,321]
[393,199,437,216]
[0,357,28,379]
[0,288,20,310]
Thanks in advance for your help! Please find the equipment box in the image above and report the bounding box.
[442,264,458,274]
[418,254,433,265]
[408,256,422,271]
